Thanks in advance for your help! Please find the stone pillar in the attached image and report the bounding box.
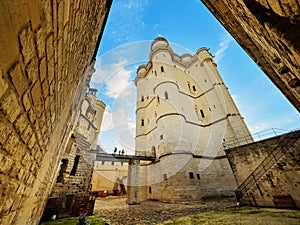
[126,158,140,204]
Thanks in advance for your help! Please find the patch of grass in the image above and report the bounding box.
[40,216,105,225]
[159,207,300,225]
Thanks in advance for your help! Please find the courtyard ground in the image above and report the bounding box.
[41,196,300,225]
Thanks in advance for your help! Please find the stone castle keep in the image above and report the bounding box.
[0,0,300,224]
[135,37,252,202]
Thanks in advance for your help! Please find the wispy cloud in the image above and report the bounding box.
[92,58,133,99]
[107,0,149,44]
[100,105,113,132]
[214,33,233,63]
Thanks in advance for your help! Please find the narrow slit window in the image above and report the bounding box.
[200,109,205,118]
[157,95,160,104]
[161,66,164,72]
[141,119,144,126]
[197,174,201,180]
[141,96,144,102]
[164,91,168,100]
[163,174,167,181]
[160,134,163,140]
[192,85,196,91]
[189,172,194,179]
[149,187,152,194]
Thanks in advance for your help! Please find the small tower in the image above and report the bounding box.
[135,37,252,202]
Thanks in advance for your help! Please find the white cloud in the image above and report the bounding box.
[92,58,133,99]
[100,105,113,132]
[214,33,233,63]
[248,123,270,134]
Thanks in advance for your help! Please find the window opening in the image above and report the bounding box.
[200,109,205,118]
[70,155,80,176]
[141,119,144,126]
[149,187,152,194]
[160,134,163,140]
[189,172,194,179]
[163,174,167,181]
[197,174,201,180]
[164,91,168,100]
[141,96,144,102]
[192,85,196,91]
[161,66,164,72]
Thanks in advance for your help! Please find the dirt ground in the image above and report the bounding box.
[93,196,237,225]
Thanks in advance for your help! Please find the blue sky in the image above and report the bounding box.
[91,0,300,154]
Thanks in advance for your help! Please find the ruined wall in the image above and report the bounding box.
[226,130,300,208]
[0,1,112,224]
[201,0,300,111]
[91,160,128,195]
[42,89,106,220]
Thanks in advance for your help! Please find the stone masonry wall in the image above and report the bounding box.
[226,130,300,208]
[0,1,112,224]
[201,0,300,111]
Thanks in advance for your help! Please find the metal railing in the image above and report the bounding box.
[223,128,290,149]
[235,129,300,201]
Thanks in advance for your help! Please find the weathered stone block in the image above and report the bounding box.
[46,34,54,60]
[0,91,21,123]
[14,114,28,135]
[0,66,9,99]
[0,156,14,175]
[31,81,44,117]
[0,120,12,145]
[21,125,33,144]
[42,79,49,99]
[19,26,36,65]
[36,27,45,58]
[47,57,55,83]
[39,56,47,82]
[22,91,32,112]
[26,57,39,83]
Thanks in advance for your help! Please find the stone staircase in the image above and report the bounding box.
[235,130,300,202]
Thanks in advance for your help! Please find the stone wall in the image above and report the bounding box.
[41,88,106,220]
[225,130,300,208]
[91,160,128,196]
[0,1,112,224]
[201,0,300,111]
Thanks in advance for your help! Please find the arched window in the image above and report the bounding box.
[141,119,144,126]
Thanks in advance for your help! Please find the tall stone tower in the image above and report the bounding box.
[134,37,252,202]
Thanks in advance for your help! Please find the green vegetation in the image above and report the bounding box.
[40,216,105,225]
[159,207,300,225]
